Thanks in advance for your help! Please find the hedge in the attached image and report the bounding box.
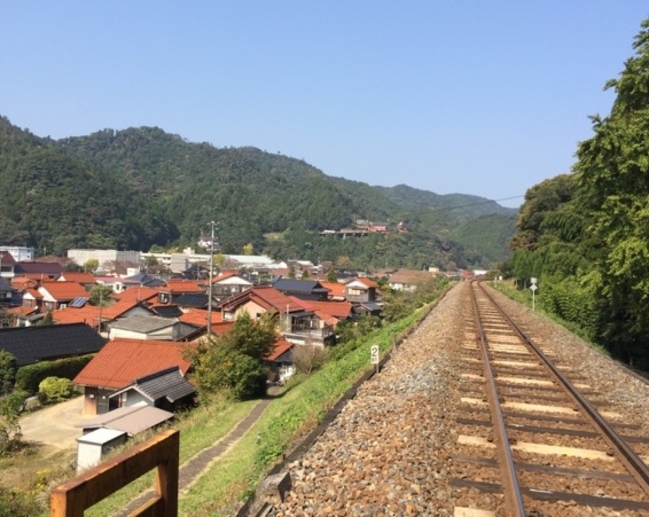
[14,354,94,394]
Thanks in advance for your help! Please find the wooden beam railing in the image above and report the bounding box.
[50,429,179,517]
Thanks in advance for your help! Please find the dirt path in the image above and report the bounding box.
[113,397,273,517]
[19,395,92,455]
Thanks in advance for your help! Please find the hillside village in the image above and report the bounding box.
[0,244,468,471]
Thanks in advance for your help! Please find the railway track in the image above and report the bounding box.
[452,282,649,515]
[246,282,649,516]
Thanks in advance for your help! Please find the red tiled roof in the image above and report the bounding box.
[112,286,160,303]
[25,288,42,299]
[52,306,101,326]
[213,271,238,282]
[73,338,192,390]
[7,306,38,316]
[0,251,16,265]
[39,281,89,301]
[218,286,303,313]
[353,277,379,289]
[11,277,36,289]
[297,299,353,319]
[100,299,143,320]
[178,308,223,327]
[265,338,293,361]
[319,281,345,297]
[161,280,204,294]
[59,272,97,284]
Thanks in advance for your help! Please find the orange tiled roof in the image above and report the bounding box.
[265,338,293,361]
[25,288,42,299]
[319,281,345,297]
[7,306,38,316]
[162,280,204,294]
[39,281,89,301]
[52,306,101,326]
[295,299,353,319]
[213,271,238,282]
[251,286,304,312]
[112,286,160,303]
[353,277,379,289]
[73,338,192,390]
[60,272,97,284]
[100,299,143,320]
[217,286,303,313]
[11,277,36,289]
[178,308,223,327]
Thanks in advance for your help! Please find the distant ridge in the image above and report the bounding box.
[0,116,516,268]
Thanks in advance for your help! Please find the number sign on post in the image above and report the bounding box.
[371,345,379,374]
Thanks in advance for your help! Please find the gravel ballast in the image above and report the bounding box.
[262,282,649,516]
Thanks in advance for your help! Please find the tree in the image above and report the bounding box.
[291,343,326,375]
[186,313,278,400]
[84,259,99,273]
[326,268,337,283]
[572,17,649,368]
[0,390,24,455]
[89,284,114,306]
[38,312,53,326]
[0,351,16,396]
[242,243,254,256]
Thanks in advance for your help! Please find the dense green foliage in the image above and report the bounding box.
[0,391,24,456]
[0,117,514,268]
[14,355,93,394]
[38,376,74,402]
[503,17,649,369]
[0,118,178,255]
[186,313,277,400]
[0,351,16,396]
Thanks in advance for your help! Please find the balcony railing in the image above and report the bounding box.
[50,429,179,517]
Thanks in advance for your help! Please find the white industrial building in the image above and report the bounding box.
[67,250,141,271]
[0,246,35,262]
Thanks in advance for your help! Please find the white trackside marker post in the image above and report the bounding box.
[371,344,379,374]
[530,277,538,312]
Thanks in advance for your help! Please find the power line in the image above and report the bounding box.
[397,194,524,218]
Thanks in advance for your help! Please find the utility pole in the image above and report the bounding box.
[206,221,218,336]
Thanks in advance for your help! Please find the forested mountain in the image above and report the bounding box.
[0,116,516,269]
[503,17,649,370]
[0,118,178,253]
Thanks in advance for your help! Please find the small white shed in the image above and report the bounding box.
[76,428,127,474]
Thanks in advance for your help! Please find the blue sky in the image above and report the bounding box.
[2,2,647,208]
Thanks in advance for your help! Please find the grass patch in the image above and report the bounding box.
[77,399,258,517]
[491,280,609,356]
[178,306,429,516]
[38,285,449,516]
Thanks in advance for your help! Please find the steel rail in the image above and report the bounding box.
[478,282,649,496]
[470,282,526,517]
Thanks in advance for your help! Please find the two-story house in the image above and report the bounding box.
[215,286,335,346]
[209,271,253,301]
[38,281,90,312]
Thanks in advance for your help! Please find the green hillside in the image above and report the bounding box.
[0,118,515,268]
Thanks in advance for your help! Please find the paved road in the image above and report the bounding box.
[19,395,93,454]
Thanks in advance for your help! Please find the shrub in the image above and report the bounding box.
[0,350,17,396]
[292,344,327,375]
[14,355,93,393]
[0,487,41,517]
[38,377,74,402]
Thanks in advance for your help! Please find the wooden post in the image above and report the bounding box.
[50,430,179,517]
